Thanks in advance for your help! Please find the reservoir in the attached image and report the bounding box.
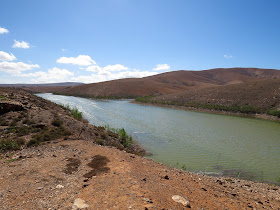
[37,93,280,184]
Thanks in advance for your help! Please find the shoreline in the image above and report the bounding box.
[42,91,280,123]
[36,91,280,123]
[131,100,280,123]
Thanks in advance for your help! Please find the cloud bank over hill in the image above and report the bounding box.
[0,27,172,84]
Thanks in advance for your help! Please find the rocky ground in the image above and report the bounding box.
[0,88,280,209]
[1,139,280,209]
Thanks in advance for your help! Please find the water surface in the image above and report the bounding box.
[37,93,280,183]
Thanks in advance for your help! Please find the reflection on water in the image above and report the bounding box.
[37,93,280,184]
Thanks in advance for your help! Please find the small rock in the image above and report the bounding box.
[56,184,64,189]
[172,195,190,207]
[202,187,207,191]
[37,187,43,190]
[72,198,89,209]
[0,192,3,198]
[247,204,253,208]
[164,175,169,180]
[143,198,153,203]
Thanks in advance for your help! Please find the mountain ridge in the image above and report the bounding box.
[53,67,280,98]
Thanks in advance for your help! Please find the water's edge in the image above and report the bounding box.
[131,101,280,123]
[36,93,280,185]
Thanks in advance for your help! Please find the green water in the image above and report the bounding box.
[37,93,280,184]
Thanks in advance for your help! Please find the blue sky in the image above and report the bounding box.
[0,0,279,84]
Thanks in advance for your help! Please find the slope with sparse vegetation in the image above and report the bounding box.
[0,88,145,155]
[135,78,280,120]
[49,68,280,98]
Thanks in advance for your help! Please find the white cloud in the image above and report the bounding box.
[21,67,74,83]
[152,64,170,71]
[86,64,129,72]
[0,61,39,74]
[0,51,16,61]
[103,64,129,72]
[71,70,158,84]
[0,27,9,34]
[86,65,103,72]
[12,40,30,49]
[224,54,233,59]
[57,55,96,66]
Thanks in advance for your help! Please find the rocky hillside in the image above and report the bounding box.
[152,79,280,110]
[0,88,144,155]
[53,68,280,98]
[135,78,280,119]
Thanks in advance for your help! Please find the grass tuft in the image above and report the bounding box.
[62,104,83,120]
[105,125,133,148]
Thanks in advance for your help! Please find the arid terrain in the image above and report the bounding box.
[135,78,280,119]
[1,88,280,209]
[48,68,280,98]
[14,68,280,119]
[0,82,84,94]
[151,78,280,111]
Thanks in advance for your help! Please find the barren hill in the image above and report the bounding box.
[55,68,280,98]
[152,78,280,112]
[0,82,84,88]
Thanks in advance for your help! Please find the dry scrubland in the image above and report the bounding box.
[51,68,280,99]
[0,88,280,209]
[27,67,280,119]
[135,78,280,120]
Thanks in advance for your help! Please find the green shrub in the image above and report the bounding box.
[0,95,7,101]
[266,109,280,118]
[135,96,155,103]
[52,118,63,127]
[105,125,133,148]
[0,138,21,151]
[15,127,35,136]
[17,138,25,145]
[27,139,40,147]
[33,126,71,143]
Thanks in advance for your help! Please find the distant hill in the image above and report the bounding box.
[0,82,84,87]
[54,68,280,98]
[0,82,84,93]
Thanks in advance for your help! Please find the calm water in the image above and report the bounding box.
[37,93,280,183]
